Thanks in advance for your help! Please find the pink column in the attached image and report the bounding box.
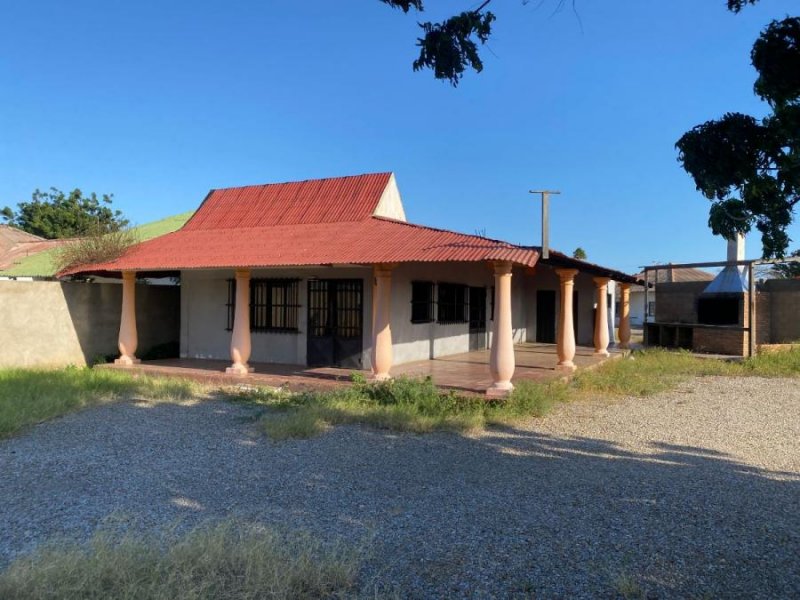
[618,283,631,349]
[593,276,611,357]
[488,261,515,397]
[371,264,394,380]
[555,268,578,372]
[115,270,140,366]
[226,269,253,375]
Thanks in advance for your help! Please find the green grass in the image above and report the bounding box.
[238,347,800,440]
[0,367,198,439]
[574,346,800,397]
[0,520,359,600]
[0,211,193,277]
[232,375,571,441]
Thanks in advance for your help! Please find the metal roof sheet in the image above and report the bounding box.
[183,172,392,230]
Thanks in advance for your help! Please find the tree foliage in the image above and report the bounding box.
[676,16,800,258]
[572,247,587,260]
[1,188,128,239]
[772,249,800,278]
[381,1,765,85]
[54,227,139,275]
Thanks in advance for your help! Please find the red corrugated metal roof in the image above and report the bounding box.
[62,217,540,275]
[183,172,392,230]
[59,172,638,282]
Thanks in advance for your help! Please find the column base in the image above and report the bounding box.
[593,350,610,357]
[370,372,392,382]
[225,364,254,375]
[114,356,140,366]
[555,362,577,372]
[486,382,514,399]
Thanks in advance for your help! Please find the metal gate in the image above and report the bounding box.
[307,279,363,368]
[468,286,487,351]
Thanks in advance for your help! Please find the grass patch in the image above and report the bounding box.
[238,346,800,440]
[0,520,359,600]
[232,376,570,440]
[0,367,198,439]
[574,346,800,397]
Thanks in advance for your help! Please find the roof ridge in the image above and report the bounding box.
[205,171,393,194]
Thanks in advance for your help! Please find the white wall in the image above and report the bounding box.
[180,262,617,368]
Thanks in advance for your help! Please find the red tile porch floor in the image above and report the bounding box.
[100,343,622,395]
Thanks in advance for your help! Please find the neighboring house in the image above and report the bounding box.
[621,266,715,327]
[62,172,639,395]
[0,212,194,279]
[0,225,70,278]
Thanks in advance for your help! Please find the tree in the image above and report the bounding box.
[676,16,800,258]
[572,247,587,260]
[772,249,800,278]
[2,188,128,239]
[382,1,765,85]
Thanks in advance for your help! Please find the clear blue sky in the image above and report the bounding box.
[1,0,797,274]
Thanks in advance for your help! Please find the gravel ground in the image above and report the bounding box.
[1,376,798,598]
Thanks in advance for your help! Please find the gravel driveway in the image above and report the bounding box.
[1,376,798,598]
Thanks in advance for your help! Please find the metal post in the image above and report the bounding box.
[529,190,561,260]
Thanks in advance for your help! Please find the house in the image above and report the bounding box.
[62,173,639,395]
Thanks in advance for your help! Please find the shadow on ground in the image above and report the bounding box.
[0,397,797,598]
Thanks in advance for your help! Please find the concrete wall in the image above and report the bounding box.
[179,263,612,369]
[0,280,180,368]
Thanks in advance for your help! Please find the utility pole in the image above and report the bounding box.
[528,190,561,259]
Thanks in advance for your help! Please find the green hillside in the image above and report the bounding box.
[0,211,193,277]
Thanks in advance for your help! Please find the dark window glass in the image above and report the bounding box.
[411,281,434,323]
[437,283,468,324]
[226,279,301,332]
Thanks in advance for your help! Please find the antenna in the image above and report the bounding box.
[528,190,561,259]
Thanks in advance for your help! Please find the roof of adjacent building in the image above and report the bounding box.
[635,267,715,284]
[61,173,639,283]
[1,212,194,278]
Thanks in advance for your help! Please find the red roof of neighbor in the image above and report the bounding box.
[183,172,393,230]
[62,217,540,275]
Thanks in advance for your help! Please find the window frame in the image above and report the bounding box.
[225,278,301,333]
[410,281,435,324]
[437,282,468,325]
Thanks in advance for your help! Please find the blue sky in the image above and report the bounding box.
[1,0,797,274]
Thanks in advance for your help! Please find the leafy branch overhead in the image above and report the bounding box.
[381,1,766,86]
[676,16,800,258]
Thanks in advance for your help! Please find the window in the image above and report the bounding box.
[490,286,495,321]
[647,301,656,317]
[410,281,434,323]
[437,283,468,324]
[226,278,301,332]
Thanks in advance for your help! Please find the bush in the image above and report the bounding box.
[54,226,138,274]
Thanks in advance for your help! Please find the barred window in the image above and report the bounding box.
[411,281,434,323]
[226,279,300,332]
[437,283,468,324]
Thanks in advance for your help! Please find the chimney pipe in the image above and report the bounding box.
[727,233,745,263]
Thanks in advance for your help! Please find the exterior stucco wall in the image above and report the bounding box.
[180,262,620,368]
[0,280,179,368]
[180,267,374,366]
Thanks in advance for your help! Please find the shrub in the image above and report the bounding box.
[54,226,138,274]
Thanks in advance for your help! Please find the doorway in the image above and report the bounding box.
[468,286,487,351]
[307,279,363,368]
[536,290,557,343]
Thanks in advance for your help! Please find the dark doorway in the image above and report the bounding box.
[468,286,487,351]
[307,279,363,368]
[536,290,557,343]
